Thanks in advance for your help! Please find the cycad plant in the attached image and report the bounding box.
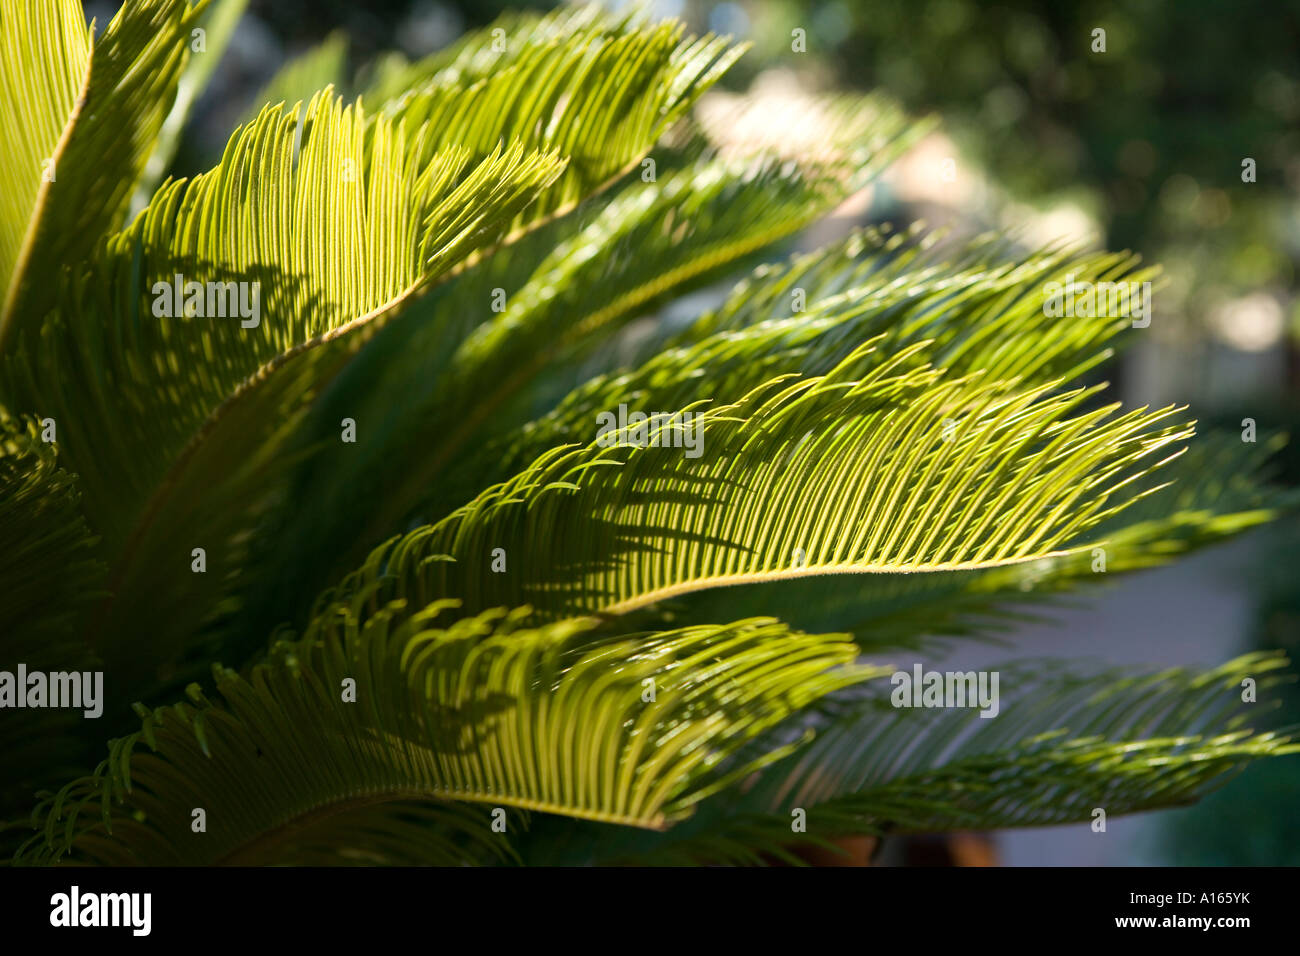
[0,0,1294,866]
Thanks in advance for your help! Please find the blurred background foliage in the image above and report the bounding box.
[88,0,1300,863]
[104,0,1300,409]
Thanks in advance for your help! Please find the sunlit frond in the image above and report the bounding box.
[14,604,874,863]
[321,339,1192,623]
[0,0,90,314]
[0,0,203,347]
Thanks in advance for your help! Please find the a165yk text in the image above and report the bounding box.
[1131,892,1251,907]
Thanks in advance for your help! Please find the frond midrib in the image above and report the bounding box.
[0,23,92,349]
[595,550,1082,616]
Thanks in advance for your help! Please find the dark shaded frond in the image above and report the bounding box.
[0,408,103,815]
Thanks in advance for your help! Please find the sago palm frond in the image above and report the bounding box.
[83,114,914,689]
[744,654,1295,830]
[487,229,1154,489]
[675,430,1293,651]
[0,0,90,318]
[15,599,876,863]
[361,339,1191,621]
[0,2,1293,869]
[519,654,1296,865]
[0,409,103,810]
[1,8,756,703]
[14,94,564,547]
[0,0,203,345]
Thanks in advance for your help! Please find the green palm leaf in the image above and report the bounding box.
[346,154,882,553]
[0,0,203,347]
[354,337,1190,622]
[0,0,90,316]
[486,229,1153,490]
[14,600,875,863]
[1,3,1293,870]
[79,114,913,689]
[735,653,1297,835]
[0,12,748,697]
[674,430,1293,651]
[12,93,562,548]
[0,408,103,814]
[528,654,1296,864]
[384,19,742,226]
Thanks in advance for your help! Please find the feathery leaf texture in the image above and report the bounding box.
[740,654,1297,835]
[490,654,1298,865]
[0,408,103,811]
[0,0,203,347]
[672,429,1292,651]
[16,606,873,864]
[357,339,1192,621]
[12,92,564,548]
[490,227,1154,487]
[0,0,90,314]
[0,4,1294,867]
[385,16,743,226]
[523,655,1296,865]
[78,108,913,688]
[0,11,747,694]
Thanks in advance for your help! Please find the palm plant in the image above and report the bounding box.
[0,0,1295,866]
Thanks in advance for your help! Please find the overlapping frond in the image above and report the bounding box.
[363,156,862,541]
[8,89,564,548]
[13,603,873,864]
[0,12,751,698]
[528,654,1296,864]
[737,654,1297,835]
[125,140,913,680]
[487,228,1154,487]
[0,408,103,813]
[1,3,1293,870]
[319,100,916,548]
[385,23,742,225]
